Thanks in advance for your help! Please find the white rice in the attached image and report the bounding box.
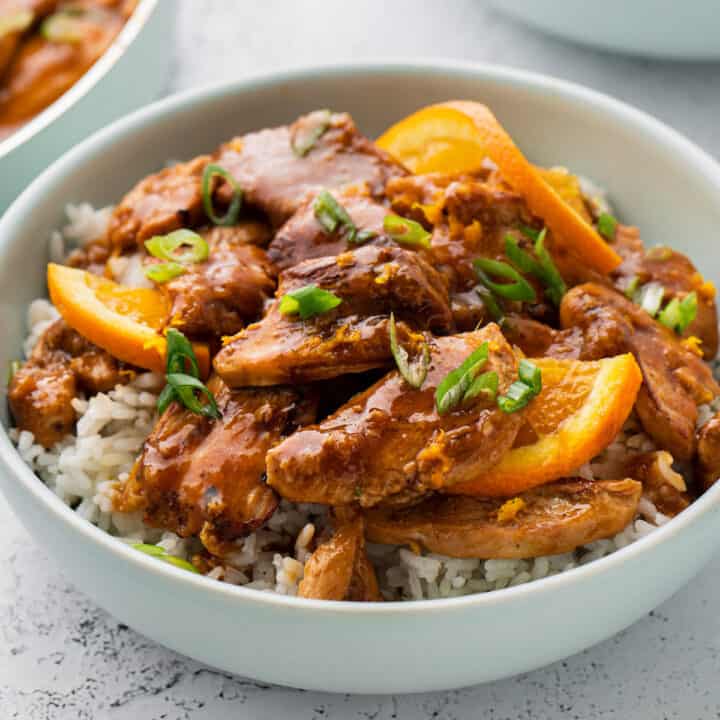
[6,202,696,601]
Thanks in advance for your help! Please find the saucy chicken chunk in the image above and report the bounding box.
[214,244,453,386]
[266,325,523,508]
[120,377,317,554]
[560,283,718,459]
[8,318,128,447]
[365,479,642,559]
[298,514,381,602]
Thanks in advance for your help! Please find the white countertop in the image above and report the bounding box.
[2,1,720,717]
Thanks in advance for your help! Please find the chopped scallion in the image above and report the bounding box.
[435,342,489,415]
[202,164,242,226]
[383,214,432,249]
[518,359,542,395]
[144,261,187,284]
[635,281,665,317]
[278,284,342,320]
[474,258,537,303]
[624,276,640,299]
[497,380,535,413]
[165,328,200,377]
[7,359,22,385]
[291,109,332,157]
[464,370,499,403]
[504,230,566,306]
[166,373,221,419]
[313,190,357,239]
[388,312,429,389]
[597,212,618,241]
[133,543,200,573]
[476,284,503,321]
[145,229,209,265]
[658,291,697,334]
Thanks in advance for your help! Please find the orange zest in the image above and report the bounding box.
[376,101,621,274]
[47,263,209,376]
[447,354,642,497]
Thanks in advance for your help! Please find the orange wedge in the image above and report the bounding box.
[377,101,621,274]
[447,354,642,497]
[47,263,209,376]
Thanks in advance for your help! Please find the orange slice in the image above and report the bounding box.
[377,101,621,274]
[47,263,209,376]
[447,354,642,497]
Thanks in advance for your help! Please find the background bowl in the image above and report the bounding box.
[487,0,720,60]
[0,0,172,212]
[1,61,720,694]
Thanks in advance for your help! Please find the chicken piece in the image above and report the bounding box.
[215,110,407,228]
[560,283,718,460]
[8,318,128,447]
[0,3,125,135]
[387,174,554,329]
[298,515,381,601]
[622,451,690,518]
[118,378,317,554]
[611,225,718,358]
[159,224,276,338]
[266,325,523,508]
[214,244,453,386]
[107,154,211,251]
[697,413,720,491]
[267,186,390,272]
[365,479,642,559]
[500,315,583,359]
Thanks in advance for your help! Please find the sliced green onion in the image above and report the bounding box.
[291,109,332,157]
[7,359,22,386]
[624,276,640,299]
[518,359,542,395]
[635,281,664,317]
[145,229,209,264]
[156,383,176,416]
[658,291,697,334]
[504,231,566,306]
[388,312,429,389]
[464,370,499,403]
[202,164,242,226]
[597,212,618,241]
[166,373,221,419]
[144,261,187,284]
[0,9,33,38]
[474,258,537,303]
[476,284,504,321]
[497,380,535,414]
[519,225,541,242]
[41,10,85,43]
[383,214,431,249]
[278,284,342,320]
[133,543,167,557]
[435,342,489,415]
[314,189,356,236]
[355,229,378,244]
[165,328,200,377]
[133,544,199,573]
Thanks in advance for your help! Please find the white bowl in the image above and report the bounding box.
[1,61,720,694]
[0,0,172,212]
[488,0,720,60]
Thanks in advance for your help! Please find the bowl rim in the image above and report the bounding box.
[0,0,161,159]
[2,58,720,614]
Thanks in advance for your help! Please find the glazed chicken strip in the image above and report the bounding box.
[266,325,523,508]
[267,186,390,271]
[107,110,405,251]
[214,244,453,386]
[214,110,407,228]
[560,283,719,460]
[365,479,642,559]
[157,224,276,338]
[8,318,129,447]
[118,377,317,555]
[298,515,381,602]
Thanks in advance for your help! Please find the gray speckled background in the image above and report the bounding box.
[2,1,720,717]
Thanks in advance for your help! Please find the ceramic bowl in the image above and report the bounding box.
[0,0,172,212]
[487,0,720,60]
[1,61,720,694]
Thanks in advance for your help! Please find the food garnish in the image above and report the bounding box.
[475,285,503,321]
[505,229,566,306]
[497,360,542,414]
[658,291,698,334]
[291,109,332,157]
[474,258,537,303]
[133,543,199,573]
[597,212,618,241]
[435,342,490,414]
[313,189,361,242]
[144,229,210,283]
[388,312,429,389]
[383,214,432,249]
[158,329,219,418]
[7,360,22,385]
[201,163,243,226]
[278,284,342,320]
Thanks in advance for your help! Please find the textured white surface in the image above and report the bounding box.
[2,0,720,716]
